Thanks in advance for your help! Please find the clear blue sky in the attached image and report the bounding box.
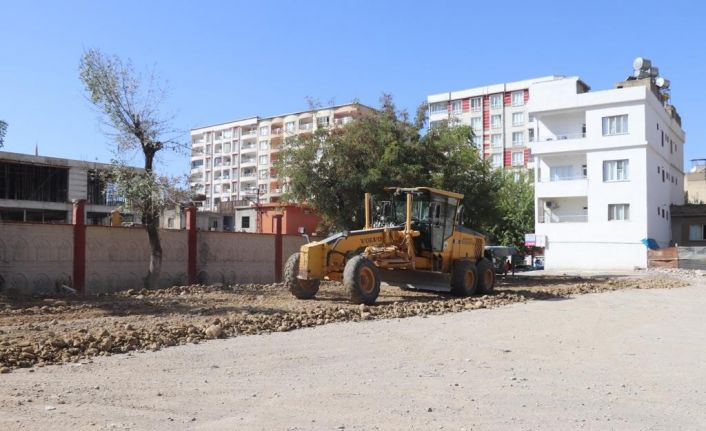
[1,0,703,176]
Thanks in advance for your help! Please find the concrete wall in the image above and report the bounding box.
[0,223,73,294]
[1,221,306,294]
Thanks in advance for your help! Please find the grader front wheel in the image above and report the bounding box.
[344,255,381,305]
[284,252,320,299]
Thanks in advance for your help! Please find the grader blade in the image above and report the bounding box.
[379,269,452,293]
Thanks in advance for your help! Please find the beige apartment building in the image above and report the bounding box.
[189,103,370,211]
[427,76,572,171]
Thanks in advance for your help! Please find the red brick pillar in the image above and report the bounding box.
[273,214,283,283]
[186,206,197,284]
[72,199,86,294]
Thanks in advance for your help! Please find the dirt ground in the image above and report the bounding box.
[0,271,686,372]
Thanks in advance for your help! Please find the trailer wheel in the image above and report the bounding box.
[344,255,381,305]
[476,258,496,294]
[450,260,478,296]
[284,252,320,299]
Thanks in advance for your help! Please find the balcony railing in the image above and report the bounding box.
[536,132,586,142]
[242,129,257,136]
[539,175,587,183]
[299,123,313,130]
[538,214,588,223]
[271,127,283,135]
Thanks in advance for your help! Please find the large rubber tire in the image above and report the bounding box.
[344,255,381,305]
[284,252,320,299]
[476,258,496,294]
[450,260,478,297]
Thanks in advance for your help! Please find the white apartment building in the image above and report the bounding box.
[427,76,566,170]
[190,103,369,211]
[529,65,684,269]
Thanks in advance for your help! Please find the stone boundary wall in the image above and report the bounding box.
[0,222,73,294]
[0,204,307,294]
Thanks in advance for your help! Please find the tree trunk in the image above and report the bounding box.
[144,212,162,289]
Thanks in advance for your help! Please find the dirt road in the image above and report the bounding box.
[1,273,705,430]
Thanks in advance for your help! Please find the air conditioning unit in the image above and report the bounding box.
[545,201,559,209]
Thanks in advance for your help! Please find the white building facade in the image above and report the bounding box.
[529,75,685,269]
[427,76,566,170]
[190,103,368,211]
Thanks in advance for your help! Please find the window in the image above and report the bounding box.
[603,159,629,181]
[550,166,573,181]
[284,121,295,132]
[451,100,462,114]
[512,112,524,126]
[491,114,502,129]
[223,129,233,139]
[491,134,502,148]
[167,218,174,228]
[471,117,482,132]
[259,184,268,193]
[317,116,330,127]
[512,91,524,106]
[259,155,268,165]
[259,140,269,150]
[241,216,250,229]
[191,159,204,169]
[490,94,502,109]
[608,204,630,221]
[429,120,444,129]
[602,115,628,136]
[259,126,269,136]
[689,225,706,241]
[491,154,502,168]
[259,169,268,179]
[430,102,447,114]
[512,152,524,166]
[528,129,535,142]
[512,132,524,146]
[471,97,482,112]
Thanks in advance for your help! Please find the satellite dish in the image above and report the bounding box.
[656,77,670,89]
[649,66,659,78]
[633,57,651,71]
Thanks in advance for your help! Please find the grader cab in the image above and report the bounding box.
[284,187,495,304]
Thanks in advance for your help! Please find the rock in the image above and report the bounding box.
[0,367,11,374]
[359,304,369,313]
[204,325,223,339]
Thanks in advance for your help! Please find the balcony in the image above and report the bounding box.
[536,175,588,197]
[298,122,314,131]
[241,142,257,152]
[240,171,256,179]
[271,127,283,135]
[240,158,256,167]
[538,214,587,223]
[241,128,257,137]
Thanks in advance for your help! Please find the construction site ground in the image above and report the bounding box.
[1,269,704,429]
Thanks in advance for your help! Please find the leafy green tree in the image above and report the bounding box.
[488,171,535,248]
[79,49,186,289]
[277,95,433,231]
[0,120,7,147]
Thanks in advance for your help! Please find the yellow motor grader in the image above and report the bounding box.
[284,187,495,304]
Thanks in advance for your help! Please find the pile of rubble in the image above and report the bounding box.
[0,274,688,372]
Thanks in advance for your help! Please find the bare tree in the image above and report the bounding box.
[79,48,186,289]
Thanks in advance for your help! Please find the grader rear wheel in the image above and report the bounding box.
[284,252,320,299]
[476,258,496,294]
[344,255,381,305]
[450,260,478,296]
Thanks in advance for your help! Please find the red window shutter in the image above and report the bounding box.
[524,89,530,103]
[524,148,531,164]
[504,150,511,167]
[462,99,470,112]
[447,101,452,112]
[504,92,512,106]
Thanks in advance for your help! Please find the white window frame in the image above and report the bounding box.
[511,152,524,166]
[512,131,524,146]
[259,140,269,150]
[491,114,502,129]
[284,121,296,132]
[491,154,502,168]
[602,115,629,136]
[259,155,269,165]
[451,100,462,114]
[259,169,268,179]
[603,159,629,182]
[511,91,524,107]
[608,204,630,221]
[490,94,502,109]
[471,117,482,132]
[259,126,269,136]
[471,97,482,112]
[490,134,502,148]
[512,112,524,126]
[550,165,573,181]
[430,102,447,114]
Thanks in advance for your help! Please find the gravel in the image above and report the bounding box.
[0,272,688,371]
